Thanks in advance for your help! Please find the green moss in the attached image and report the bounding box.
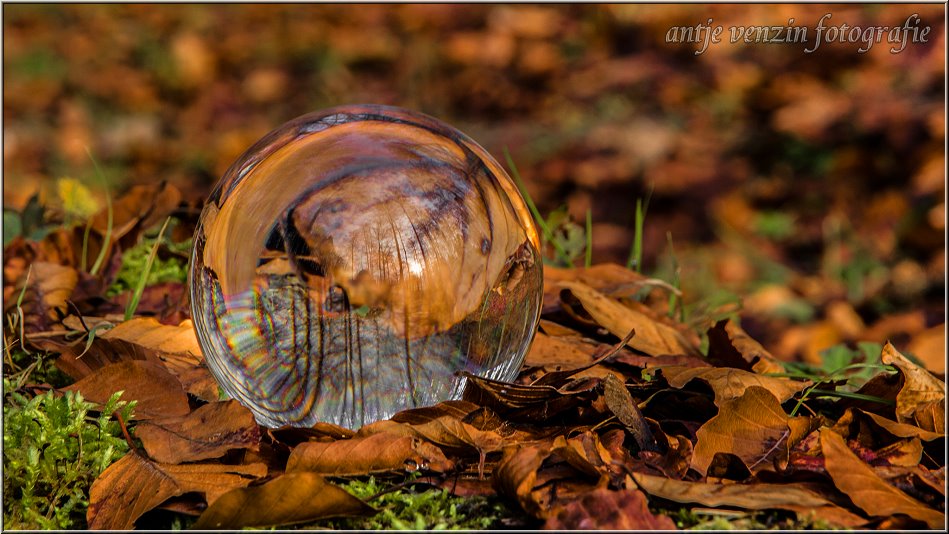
[661,506,841,530]
[2,384,134,529]
[310,476,509,530]
[107,235,191,296]
[5,348,72,389]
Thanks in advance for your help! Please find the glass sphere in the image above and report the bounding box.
[190,105,543,429]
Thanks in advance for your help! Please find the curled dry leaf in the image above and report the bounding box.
[544,487,676,530]
[460,371,599,423]
[6,261,78,332]
[400,415,504,456]
[550,432,617,481]
[820,428,944,528]
[859,409,944,441]
[543,263,648,312]
[286,432,454,476]
[660,366,809,405]
[493,442,554,518]
[54,317,217,400]
[87,452,267,529]
[872,437,924,467]
[192,471,375,530]
[706,319,785,375]
[544,263,649,293]
[87,453,181,530]
[63,360,190,420]
[557,280,698,357]
[881,342,946,432]
[603,373,659,452]
[90,181,182,242]
[691,386,792,476]
[135,400,260,464]
[99,317,215,400]
[639,432,694,480]
[632,472,868,528]
[525,331,601,368]
[81,182,182,274]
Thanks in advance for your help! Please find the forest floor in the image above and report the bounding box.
[3,4,945,530]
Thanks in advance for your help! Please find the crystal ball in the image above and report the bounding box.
[190,105,543,429]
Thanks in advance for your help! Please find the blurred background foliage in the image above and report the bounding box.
[3,3,945,365]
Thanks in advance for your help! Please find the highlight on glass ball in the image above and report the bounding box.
[190,104,544,429]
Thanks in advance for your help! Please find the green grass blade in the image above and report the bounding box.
[15,264,33,355]
[626,198,644,271]
[808,389,897,405]
[503,147,573,266]
[124,217,171,320]
[665,231,683,322]
[86,149,113,276]
[625,186,653,271]
[80,220,92,272]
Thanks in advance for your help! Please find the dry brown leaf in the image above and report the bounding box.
[192,471,375,529]
[859,410,944,441]
[286,432,453,475]
[544,487,676,529]
[101,317,201,359]
[90,181,182,241]
[660,366,809,405]
[557,280,698,357]
[100,317,215,400]
[87,452,267,529]
[550,432,618,481]
[401,415,504,455]
[538,319,584,337]
[881,342,945,431]
[63,360,190,420]
[613,351,712,370]
[493,442,554,518]
[874,438,924,467]
[135,400,260,464]
[632,472,867,528]
[820,428,944,528]
[717,319,785,374]
[460,371,598,422]
[54,317,217,400]
[7,261,78,332]
[603,373,659,452]
[160,462,267,506]
[691,386,791,476]
[543,263,648,306]
[525,331,600,368]
[87,453,184,530]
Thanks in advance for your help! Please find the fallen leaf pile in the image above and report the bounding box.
[3,189,945,529]
[3,4,945,529]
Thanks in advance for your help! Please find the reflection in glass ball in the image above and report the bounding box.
[190,105,543,429]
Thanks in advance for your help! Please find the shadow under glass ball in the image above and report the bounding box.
[190,105,543,429]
